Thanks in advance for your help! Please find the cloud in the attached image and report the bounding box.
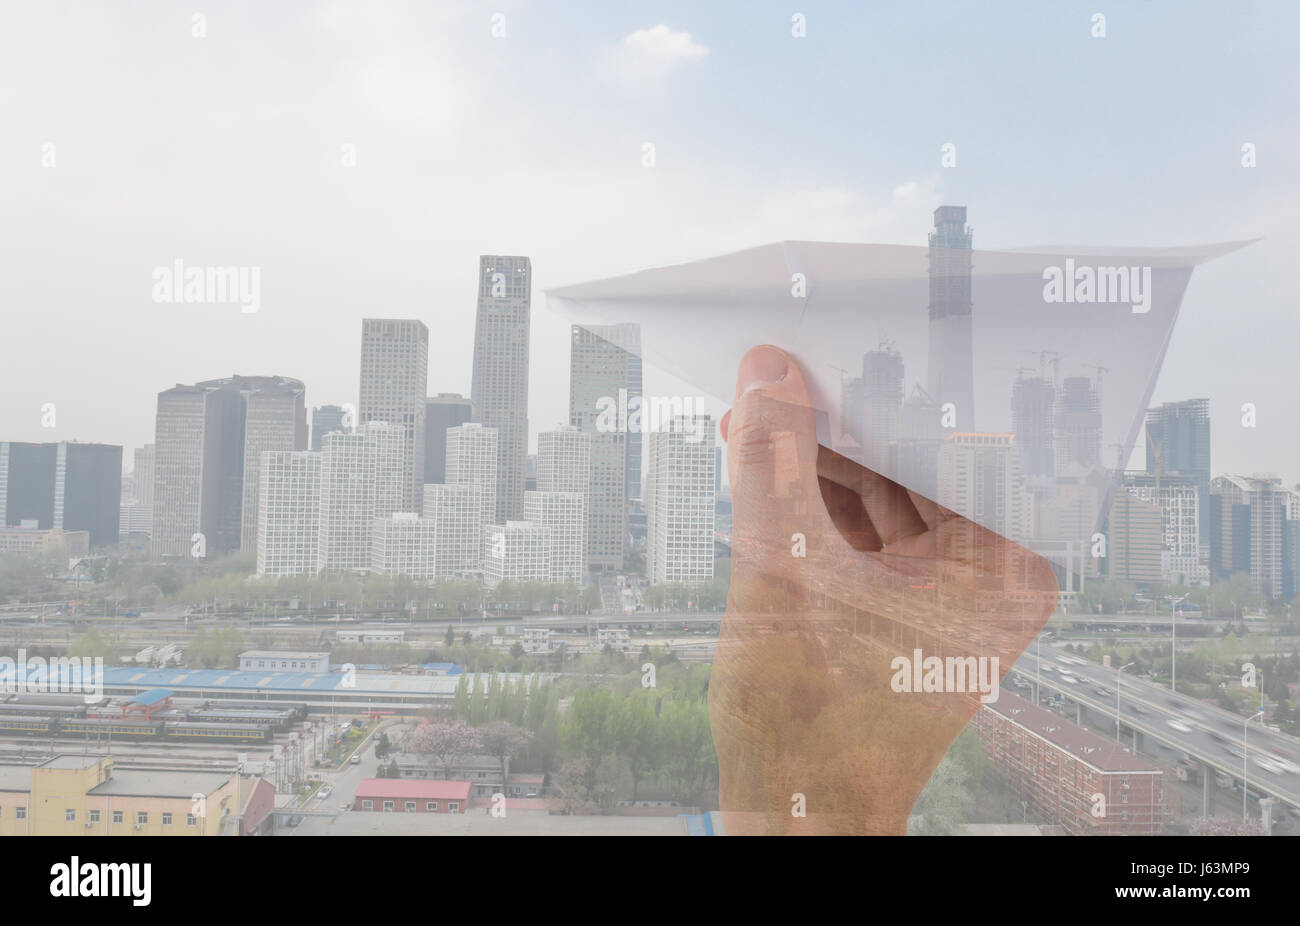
[608,24,709,83]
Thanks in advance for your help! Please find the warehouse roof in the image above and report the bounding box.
[125,688,173,706]
[89,768,235,798]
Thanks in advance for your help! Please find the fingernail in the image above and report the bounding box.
[737,346,788,395]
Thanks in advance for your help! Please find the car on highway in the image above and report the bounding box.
[1059,672,1079,684]
[1093,687,1110,697]
[1040,665,1056,673]
[350,755,361,764]
[1166,719,1192,733]
[1130,704,1148,715]
[1224,745,1245,759]
[1270,756,1300,775]
[1269,746,1296,761]
[319,786,332,798]
[1207,730,1228,744]
[1254,757,1285,776]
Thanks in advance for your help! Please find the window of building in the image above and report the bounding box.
[65,809,76,822]
[427,802,437,811]
[112,811,123,824]
[137,812,148,825]
[448,802,459,812]
[362,800,373,810]
[15,807,25,820]
[405,801,416,812]
[187,814,197,826]
[162,813,172,825]
[382,801,394,812]
[89,810,100,823]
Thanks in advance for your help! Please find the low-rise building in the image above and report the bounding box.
[0,755,252,836]
[238,651,330,673]
[353,778,470,813]
[972,691,1164,835]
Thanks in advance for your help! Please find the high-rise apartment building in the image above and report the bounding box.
[424,394,473,485]
[937,433,1030,558]
[1122,471,1205,586]
[861,344,905,474]
[1105,490,1163,584]
[471,256,531,522]
[645,415,716,585]
[371,513,436,579]
[256,450,321,577]
[316,422,404,574]
[445,422,497,543]
[1011,375,1055,480]
[524,491,585,584]
[483,520,550,587]
[132,444,155,507]
[422,483,483,578]
[1054,376,1102,474]
[359,319,428,513]
[1210,474,1293,600]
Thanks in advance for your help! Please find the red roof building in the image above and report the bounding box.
[353,778,471,814]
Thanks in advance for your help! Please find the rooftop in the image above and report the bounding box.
[239,651,328,660]
[355,778,472,801]
[125,688,173,706]
[89,768,235,799]
[983,691,1160,773]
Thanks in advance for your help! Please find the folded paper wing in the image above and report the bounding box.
[546,238,1251,571]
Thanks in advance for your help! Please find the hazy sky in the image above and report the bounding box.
[2,0,1296,484]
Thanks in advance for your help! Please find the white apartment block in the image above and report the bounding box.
[525,490,585,584]
[317,432,377,573]
[446,422,498,540]
[568,326,631,571]
[645,415,716,586]
[483,520,551,587]
[256,450,321,577]
[370,512,437,579]
[1125,478,1205,586]
[423,483,484,578]
[366,420,406,520]
[359,318,428,513]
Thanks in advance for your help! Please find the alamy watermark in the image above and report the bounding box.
[1042,259,1151,314]
[594,389,707,442]
[151,259,261,314]
[890,649,1000,703]
[0,651,103,702]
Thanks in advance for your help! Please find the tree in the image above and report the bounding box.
[68,629,114,662]
[445,625,455,647]
[480,721,533,794]
[406,721,481,779]
[615,694,659,800]
[907,755,974,836]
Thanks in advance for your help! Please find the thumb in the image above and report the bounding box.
[725,345,822,544]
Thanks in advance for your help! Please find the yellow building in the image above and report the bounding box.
[0,755,241,836]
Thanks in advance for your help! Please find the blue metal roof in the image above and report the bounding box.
[125,688,173,706]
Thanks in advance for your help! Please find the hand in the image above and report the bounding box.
[710,345,1058,835]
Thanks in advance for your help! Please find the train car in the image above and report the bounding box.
[164,721,273,744]
[0,702,88,718]
[5,693,91,707]
[185,709,292,730]
[0,714,57,735]
[59,718,165,740]
[206,699,308,722]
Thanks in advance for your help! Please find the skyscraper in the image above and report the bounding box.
[0,441,122,549]
[1209,474,1292,599]
[240,377,308,554]
[359,319,428,513]
[132,444,155,507]
[937,433,1030,560]
[310,405,349,451]
[1054,376,1102,473]
[423,394,473,484]
[152,376,304,559]
[524,491,585,583]
[645,415,716,585]
[1145,399,1211,546]
[471,256,531,522]
[569,323,638,571]
[483,520,551,587]
[370,513,436,579]
[1011,375,1055,479]
[256,450,320,577]
[861,344,905,473]
[926,206,974,431]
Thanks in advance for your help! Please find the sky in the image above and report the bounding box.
[1,0,1296,484]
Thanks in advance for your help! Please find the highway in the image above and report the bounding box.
[1013,643,1300,809]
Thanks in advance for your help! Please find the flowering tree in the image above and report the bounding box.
[406,721,482,779]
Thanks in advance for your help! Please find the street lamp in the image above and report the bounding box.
[1116,662,1135,742]
[1168,594,1186,693]
[1243,709,1264,821]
